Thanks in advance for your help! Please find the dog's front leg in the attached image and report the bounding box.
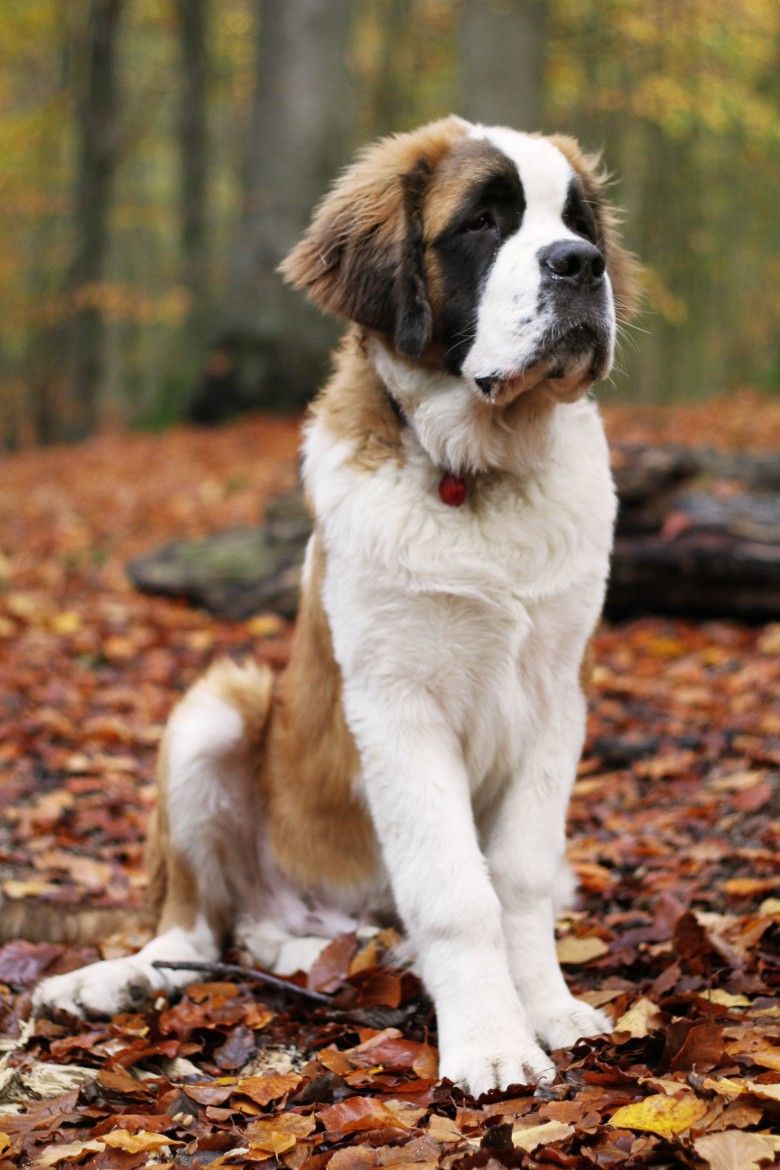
[347,688,555,1096]
[486,689,611,1051]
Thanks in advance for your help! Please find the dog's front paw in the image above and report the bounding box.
[527,995,611,1051]
[439,1034,555,1097]
[34,958,154,1018]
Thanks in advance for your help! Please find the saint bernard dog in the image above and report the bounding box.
[36,116,639,1096]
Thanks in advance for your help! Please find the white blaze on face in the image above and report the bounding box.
[461,125,615,388]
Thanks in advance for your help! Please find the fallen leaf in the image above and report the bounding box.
[427,1114,463,1143]
[725,878,780,897]
[748,1047,780,1072]
[36,1139,105,1165]
[50,611,83,635]
[2,878,58,898]
[701,990,751,1008]
[213,1024,257,1070]
[0,940,64,986]
[512,1120,574,1151]
[319,1096,414,1139]
[556,935,609,964]
[666,1019,727,1072]
[308,933,357,992]
[743,1081,780,1104]
[102,1129,182,1153]
[246,613,284,638]
[614,997,662,1038]
[694,1129,780,1170]
[246,1112,316,1154]
[608,1093,708,1137]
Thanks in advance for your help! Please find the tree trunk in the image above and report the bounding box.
[190,0,356,421]
[67,0,124,438]
[457,0,549,131]
[174,0,209,353]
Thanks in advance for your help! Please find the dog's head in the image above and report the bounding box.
[281,116,639,406]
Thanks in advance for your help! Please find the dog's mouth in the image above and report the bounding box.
[474,322,610,405]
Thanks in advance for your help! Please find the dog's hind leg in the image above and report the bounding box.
[34,659,274,1017]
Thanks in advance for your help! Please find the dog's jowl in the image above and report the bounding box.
[35,117,639,1097]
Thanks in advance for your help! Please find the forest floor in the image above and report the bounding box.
[0,391,778,1170]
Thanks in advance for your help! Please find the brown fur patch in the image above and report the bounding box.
[263,535,378,892]
[549,134,642,324]
[279,116,467,338]
[423,137,516,243]
[311,330,405,472]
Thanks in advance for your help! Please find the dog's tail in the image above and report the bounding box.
[145,656,275,933]
[2,657,276,949]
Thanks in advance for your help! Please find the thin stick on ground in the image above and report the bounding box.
[151,959,334,1005]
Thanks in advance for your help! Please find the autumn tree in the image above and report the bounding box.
[174,0,210,361]
[66,0,125,438]
[457,0,549,130]
[189,0,356,421]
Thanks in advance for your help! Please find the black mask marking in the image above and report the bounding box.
[432,145,525,375]
[561,178,602,249]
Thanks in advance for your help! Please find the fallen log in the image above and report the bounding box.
[127,446,780,622]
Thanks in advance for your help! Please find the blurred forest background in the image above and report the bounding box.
[0,0,777,448]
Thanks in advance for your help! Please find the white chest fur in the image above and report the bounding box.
[304,380,616,795]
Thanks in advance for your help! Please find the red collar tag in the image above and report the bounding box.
[439,471,468,507]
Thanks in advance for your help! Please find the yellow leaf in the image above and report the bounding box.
[5,592,41,620]
[747,1048,780,1072]
[512,1120,574,1151]
[615,997,662,1037]
[758,897,780,916]
[703,1077,749,1098]
[556,935,608,964]
[756,624,780,655]
[245,1113,316,1154]
[608,1094,708,1137]
[249,1132,296,1156]
[37,1139,105,1165]
[2,878,58,898]
[724,877,780,896]
[694,1129,780,1170]
[0,1134,10,1156]
[246,613,284,638]
[50,611,82,635]
[102,1129,182,1153]
[700,990,751,1008]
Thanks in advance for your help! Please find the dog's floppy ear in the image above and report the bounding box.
[280,119,466,358]
[549,135,643,324]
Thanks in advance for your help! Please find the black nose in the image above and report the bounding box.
[539,239,606,288]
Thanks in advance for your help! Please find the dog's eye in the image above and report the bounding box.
[461,211,495,234]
